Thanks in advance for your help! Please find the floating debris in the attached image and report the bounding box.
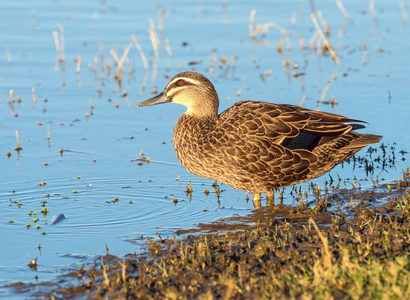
[28,257,38,270]
[51,214,66,225]
[14,130,22,151]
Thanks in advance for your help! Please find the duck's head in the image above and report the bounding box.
[139,72,219,118]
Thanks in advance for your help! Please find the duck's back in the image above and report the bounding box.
[173,101,381,193]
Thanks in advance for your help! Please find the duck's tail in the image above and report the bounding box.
[345,133,383,150]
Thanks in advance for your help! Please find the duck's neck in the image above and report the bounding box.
[184,106,218,120]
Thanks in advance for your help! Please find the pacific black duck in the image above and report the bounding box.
[139,72,382,207]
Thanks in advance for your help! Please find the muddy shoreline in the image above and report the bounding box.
[9,168,410,299]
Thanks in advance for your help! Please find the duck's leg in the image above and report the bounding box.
[252,193,261,209]
[266,190,275,207]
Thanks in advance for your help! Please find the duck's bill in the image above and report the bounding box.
[139,92,171,107]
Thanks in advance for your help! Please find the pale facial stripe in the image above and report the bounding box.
[166,86,185,98]
[165,77,201,90]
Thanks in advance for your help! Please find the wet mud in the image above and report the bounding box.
[10,168,410,299]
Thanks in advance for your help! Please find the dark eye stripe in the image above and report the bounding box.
[173,80,194,88]
[166,77,200,89]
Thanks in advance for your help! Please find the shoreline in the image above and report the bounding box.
[10,168,410,299]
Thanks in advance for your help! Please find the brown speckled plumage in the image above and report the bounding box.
[140,72,382,203]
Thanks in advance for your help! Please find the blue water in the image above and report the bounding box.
[0,0,409,297]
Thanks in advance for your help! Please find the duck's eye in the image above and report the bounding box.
[177,80,185,87]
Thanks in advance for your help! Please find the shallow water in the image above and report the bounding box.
[0,0,409,296]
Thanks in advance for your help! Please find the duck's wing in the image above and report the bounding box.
[214,101,377,189]
[218,101,364,146]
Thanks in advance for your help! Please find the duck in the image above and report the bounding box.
[139,71,382,208]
